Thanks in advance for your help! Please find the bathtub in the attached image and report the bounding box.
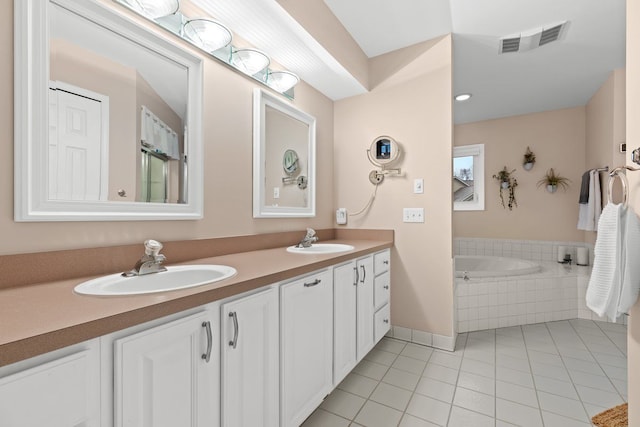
[455,255,541,278]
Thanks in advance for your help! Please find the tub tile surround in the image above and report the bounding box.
[0,229,393,366]
[454,238,626,334]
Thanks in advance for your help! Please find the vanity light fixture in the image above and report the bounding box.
[265,70,300,93]
[231,48,271,76]
[183,18,232,53]
[120,0,179,19]
[455,93,472,102]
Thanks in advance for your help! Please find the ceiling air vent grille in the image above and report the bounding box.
[499,21,568,54]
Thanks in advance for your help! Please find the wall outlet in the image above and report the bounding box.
[403,208,424,223]
[336,208,347,225]
[413,178,424,194]
[273,187,280,199]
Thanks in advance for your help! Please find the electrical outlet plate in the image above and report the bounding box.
[403,208,424,223]
[336,208,347,225]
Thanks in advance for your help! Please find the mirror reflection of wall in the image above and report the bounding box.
[48,3,187,204]
[264,106,310,208]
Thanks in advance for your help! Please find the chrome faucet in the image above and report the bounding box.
[122,240,168,277]
[296,228,318,248]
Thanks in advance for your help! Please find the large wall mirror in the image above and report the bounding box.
[253,89,316,218]
[14,0,203,221]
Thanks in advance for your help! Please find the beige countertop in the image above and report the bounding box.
[0,238,392,367]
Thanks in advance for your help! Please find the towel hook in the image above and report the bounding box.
[608,167,630,207]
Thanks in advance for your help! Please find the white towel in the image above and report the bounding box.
[578,170,602,231]
[616,206,640,317]
[586,203,621,317]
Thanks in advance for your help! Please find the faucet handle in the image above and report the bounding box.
[144,239,164,257]
[305,228,316,238]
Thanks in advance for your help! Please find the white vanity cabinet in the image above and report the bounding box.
[356,255,375,359]
[280,269,333,427]
[333,260,358,385]
[373,250,392,342]
[221,286,279,427]
[0,339,101,427]
[113,309,219,427]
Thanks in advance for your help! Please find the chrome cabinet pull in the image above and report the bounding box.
[354,266,359,285]
[383,319,389,324]
[228,312,239,349]
[383,285,390,290]
[360,265,366,283]
[304,278,322,287]
[202,321,213,363]
[383,260,389,265]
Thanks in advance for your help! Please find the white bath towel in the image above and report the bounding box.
[578,170,602,231]
[616,206,640,317]
[586,203,621,317]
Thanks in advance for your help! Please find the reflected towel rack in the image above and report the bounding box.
[595,166,609,173]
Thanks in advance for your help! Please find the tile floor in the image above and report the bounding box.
[302,319,627,427]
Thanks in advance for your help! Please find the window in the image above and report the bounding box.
[453,144,485,211]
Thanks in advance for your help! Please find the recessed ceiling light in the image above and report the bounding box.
[455,93,472,102]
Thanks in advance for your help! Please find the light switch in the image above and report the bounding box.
[403,208,424,223]
[414,179,424,194]
[273,187,280,199]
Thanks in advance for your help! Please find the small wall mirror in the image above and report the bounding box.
[14,0,204,221]
[253,89,316,218]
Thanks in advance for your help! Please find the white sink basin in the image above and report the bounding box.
[74,265,237,296]
[286,243,355,254]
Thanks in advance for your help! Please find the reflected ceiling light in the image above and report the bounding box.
[455,93,472,102]
[183,19,232,52]
[120,0,180,19]
[266,70,299,93]
[231,48,270,76]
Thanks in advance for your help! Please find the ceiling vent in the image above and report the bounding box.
[499,21,568,54]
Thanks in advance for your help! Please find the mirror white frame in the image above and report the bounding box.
[14,0,204,221]
[253,89,316,218]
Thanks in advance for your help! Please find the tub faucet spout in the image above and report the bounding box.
[296,228,318,248]
[122,240,168,277]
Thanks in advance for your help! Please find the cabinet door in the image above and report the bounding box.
[0,343,100,427]
[114,311,217,427]
[221,287,279,427]
[333,261,357,386]
[281,270,333,427]
[356,256,375,359]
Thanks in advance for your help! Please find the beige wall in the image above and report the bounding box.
[627,0,640,423]
[2,0,334,255]
[585,69,626,244]
[454,107,587,242]
[334,36,453,336]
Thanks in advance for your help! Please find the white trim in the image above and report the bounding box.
[453,143,485,211]
[252,88,317,218]
[14,0,203,221]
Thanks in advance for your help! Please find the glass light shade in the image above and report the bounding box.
[455,93,472,101]
[266,70,299,93]
[231,49,270,76]
[121,0,180,19]
[183,19,232,53]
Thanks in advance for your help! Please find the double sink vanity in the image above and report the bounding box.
[0,230,393,427]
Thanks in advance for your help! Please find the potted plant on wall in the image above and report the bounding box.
[492,166,518,210]
[537,168,571,193]
[523,147,536,171]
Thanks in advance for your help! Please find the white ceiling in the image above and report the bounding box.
[324,0,626,124]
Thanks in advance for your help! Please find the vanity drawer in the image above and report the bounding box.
[374,271,390,310]
[374,250,390,275]
[374,304,391,343]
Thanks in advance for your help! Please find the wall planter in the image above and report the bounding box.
[523,146,536,171]
[492,166,518,210]
[537,168,570,193]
